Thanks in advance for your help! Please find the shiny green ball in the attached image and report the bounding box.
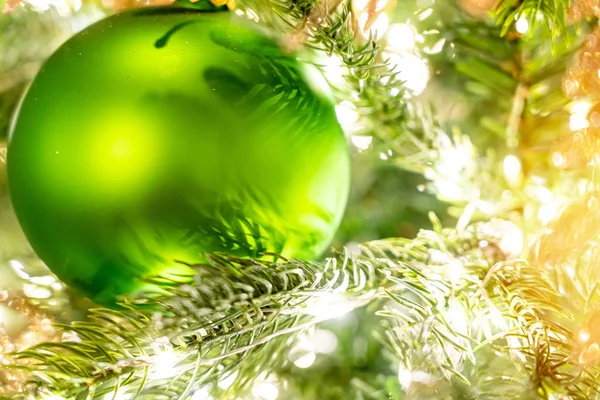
[7,7,350,305]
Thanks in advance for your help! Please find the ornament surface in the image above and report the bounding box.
[7,7,350,305]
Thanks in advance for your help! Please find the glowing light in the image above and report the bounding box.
[579,343,600,365]
[515,16,529,34]
[218,371,238,390]
[351,135,373,150]
[151,347,180,379]
[418,8,433,20]
[570,101,593,130]
[300,293,355,319]
[335,101,359,125]
[245,9,260,22]
[313,329,338,354]
[538,202,560,225]
[424,38,446,55]
[570,100,593,131]
[23,284,52,299]
[30,276,56,285]
[9,260,29,280]
[447,259,465,282]
[447,299,468,334]
[578,328,591,343]
[191,387,212,400]
[386,52,430,95]
[503,155,521,186]
[61,331,81,343]
[398,368,412,388]
[292,351,316,368]
[497,222,524,257]
[434,179,463,201]
[358,12,389,39]
[386,23,416,51]
[534,186,554,204]
[552,152,567,168]
[252,382,279,400]
[318,54,346,87]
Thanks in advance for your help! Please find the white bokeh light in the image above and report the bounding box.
[292,351,316,368]
[386,52,430,95]
[515,16,529,34]
[386,23,416,51]
[503,155,521,185]
[335,101,359,125]
[351,135,373,150]
[218,371,238,390]
[569,100,592,131]
[252,382,279,400]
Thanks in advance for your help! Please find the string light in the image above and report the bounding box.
[351,135,373,150]
[312,329,338,354]
[151,348,179,379]
[217,371,238,390]
[515,16,529,34]
[386,23,417,51]
[252,382,279,400]
[335,101,359,126]
[569,100,593,131]
[298,293,356,319]
[291,351,316,368]
[386,52,430,95]
[398,368,412,389]
[191,386,212,400]
[503,155,522,186]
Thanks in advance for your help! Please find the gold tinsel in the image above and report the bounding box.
[535,191,600,267]
[564,28,600,99]
[569,0,600,21]
[553,104,600,169]
[573,306,600,366]
[0,293,61,396]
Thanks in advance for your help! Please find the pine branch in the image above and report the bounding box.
[494,0,573,40]
[0,221,513,399]
[7,251,386,399]
[374,221,600,399]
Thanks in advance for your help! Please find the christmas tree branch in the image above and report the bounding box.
[494,0,573,39]
[7,250,385,398]
[1,220,519,399]
[376,225,600,398]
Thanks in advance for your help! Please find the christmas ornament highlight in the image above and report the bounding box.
[7,5,350,305]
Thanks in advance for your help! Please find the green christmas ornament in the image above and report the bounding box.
[7,5,350,305]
